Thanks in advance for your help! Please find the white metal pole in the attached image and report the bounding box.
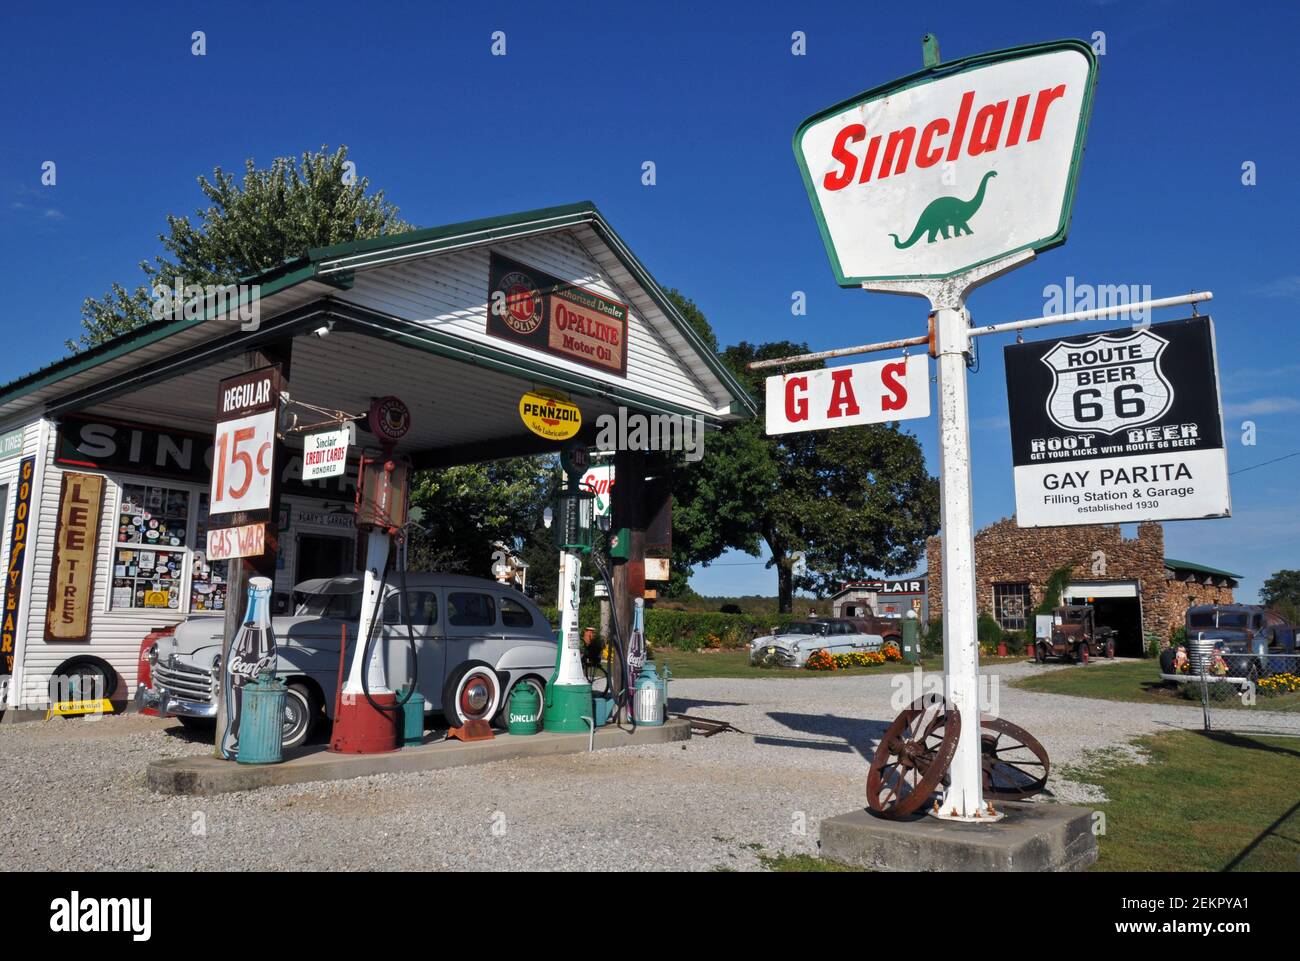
[932,305,990,821]
[554,548,586,686]
[343,526,392,695]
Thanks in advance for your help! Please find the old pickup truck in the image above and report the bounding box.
[1034,605,1117,664]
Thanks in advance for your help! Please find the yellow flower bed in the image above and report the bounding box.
[1258,672,1300,695]
[806,644,904,671]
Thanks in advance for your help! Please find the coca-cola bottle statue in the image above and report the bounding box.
[219,576,277,760]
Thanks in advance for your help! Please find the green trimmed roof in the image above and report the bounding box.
[1164,558,1241,580]
[0,201,756,417]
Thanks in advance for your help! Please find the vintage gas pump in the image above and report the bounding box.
[330,397,413,754]
[543,445,595,733]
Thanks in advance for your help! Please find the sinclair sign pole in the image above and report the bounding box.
[764,36,1218,822]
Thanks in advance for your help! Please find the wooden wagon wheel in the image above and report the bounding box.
[866,695,961,819]
[979,717,1050,800]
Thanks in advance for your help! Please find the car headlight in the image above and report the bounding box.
[146,644,158,666]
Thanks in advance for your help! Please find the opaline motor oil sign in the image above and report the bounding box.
[1004,316,1230,527]
[487,252,629,376]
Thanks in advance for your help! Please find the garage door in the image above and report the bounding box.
[1064,582,1143,657]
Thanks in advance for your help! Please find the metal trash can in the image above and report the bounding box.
[634,661,669,726]
[237,671,285,765]
[1188,635,1215,676]
[397,686,425,746]
[901,615,921,665]
[506,682,541,736]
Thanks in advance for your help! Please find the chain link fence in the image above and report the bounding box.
[1162,651,1300,737]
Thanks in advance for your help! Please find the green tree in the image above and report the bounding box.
[1260,569,1300,622]
[406,457,554,580]
[674,340,940,612]
[71,145,411,349]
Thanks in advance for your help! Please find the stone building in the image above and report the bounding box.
[925,519,1237,656]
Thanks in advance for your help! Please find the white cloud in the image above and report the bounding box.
[1225,397,1300,418]
[1255,275,1300,299]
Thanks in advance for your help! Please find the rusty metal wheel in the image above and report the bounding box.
[979,717,1050,800]
[866,695,961,819]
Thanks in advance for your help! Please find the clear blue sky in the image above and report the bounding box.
[0,0,1296,603]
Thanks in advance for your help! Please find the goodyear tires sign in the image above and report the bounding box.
[1004,316,1230,527]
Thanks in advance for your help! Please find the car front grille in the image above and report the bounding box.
[154,657,215,703]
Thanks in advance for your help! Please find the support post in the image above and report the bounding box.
[610,447,646,703]
[931,305,988,820]
[214,343,291,758]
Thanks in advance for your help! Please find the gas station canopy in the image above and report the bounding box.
[0,201,755,461]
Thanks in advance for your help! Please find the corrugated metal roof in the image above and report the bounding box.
[1164,557,1241,580]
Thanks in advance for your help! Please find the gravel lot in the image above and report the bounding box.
[1,660,1293,871]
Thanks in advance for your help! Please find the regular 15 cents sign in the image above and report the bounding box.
[766,355,929,435]
[793,40,1097,285]
[210,366,282,525]
[1004,316,1230,527]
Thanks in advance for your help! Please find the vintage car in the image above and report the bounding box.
[1034,605,1117,663]
[1176,604,1297,681]
[137,574,557,748]
[749,618,886,668]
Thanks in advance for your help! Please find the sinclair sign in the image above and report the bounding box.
[793,40,1097,284]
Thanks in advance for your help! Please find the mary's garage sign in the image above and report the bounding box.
[1004,316,1230,527]
[793,40,1097,285]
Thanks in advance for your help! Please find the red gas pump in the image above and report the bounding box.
[329,397,414,754]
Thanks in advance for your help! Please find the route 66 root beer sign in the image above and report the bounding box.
[793,40,1097,285]
[1004,317,1230,528]
[487,252,629,376]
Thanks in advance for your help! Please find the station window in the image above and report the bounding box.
[110,483,191,611]
[189,492,229,614]
[993,582,1031,631]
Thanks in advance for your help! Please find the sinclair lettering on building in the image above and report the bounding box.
[1004,316,1230,527]
[793,40,1097,284]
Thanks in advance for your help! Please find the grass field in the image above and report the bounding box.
[652,648,1026,679]
[1011,660,1300,712]
[1068,731,1300,871]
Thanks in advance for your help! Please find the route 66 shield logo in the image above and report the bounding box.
[1041,329,1173,435]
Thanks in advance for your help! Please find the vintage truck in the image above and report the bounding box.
[1034,605,1117,663]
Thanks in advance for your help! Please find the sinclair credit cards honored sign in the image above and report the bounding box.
[1004,317,1230,527]
[793,41,1097,284]
[488,252,629,376]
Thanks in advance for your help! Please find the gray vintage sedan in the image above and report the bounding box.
[138,574,557,747]
[749,618,886,668]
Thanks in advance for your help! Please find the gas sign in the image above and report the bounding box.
[793,40,1097,285]
[1004,316,1230,527]
[210,366,281,525]
[765,355,929,435]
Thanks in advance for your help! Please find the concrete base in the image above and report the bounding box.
[820,801,1098,872]
[148,717,691,796]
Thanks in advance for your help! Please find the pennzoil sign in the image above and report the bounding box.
[488,253,629,376]
[519,390,582,441]
[793,40,1097,285]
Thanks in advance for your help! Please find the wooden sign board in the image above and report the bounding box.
[46,472,104,642]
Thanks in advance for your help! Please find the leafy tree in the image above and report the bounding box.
[1260,569,1300,622]
[407,457,553,581]
[70,145,411,349]
[674,341,940,612]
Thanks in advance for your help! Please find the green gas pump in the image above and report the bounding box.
[542,445,595,733]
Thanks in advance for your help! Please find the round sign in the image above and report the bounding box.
[368,396,411,443]
[499,271,544,335]
[560,443,589,477]
[519,389,581,441]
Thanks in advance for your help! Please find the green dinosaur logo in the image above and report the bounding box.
[889,171,997,249]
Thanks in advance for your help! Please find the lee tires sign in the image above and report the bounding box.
[1004,317,1230,527]
[765,355,929,435]
[794,40,1097,285]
